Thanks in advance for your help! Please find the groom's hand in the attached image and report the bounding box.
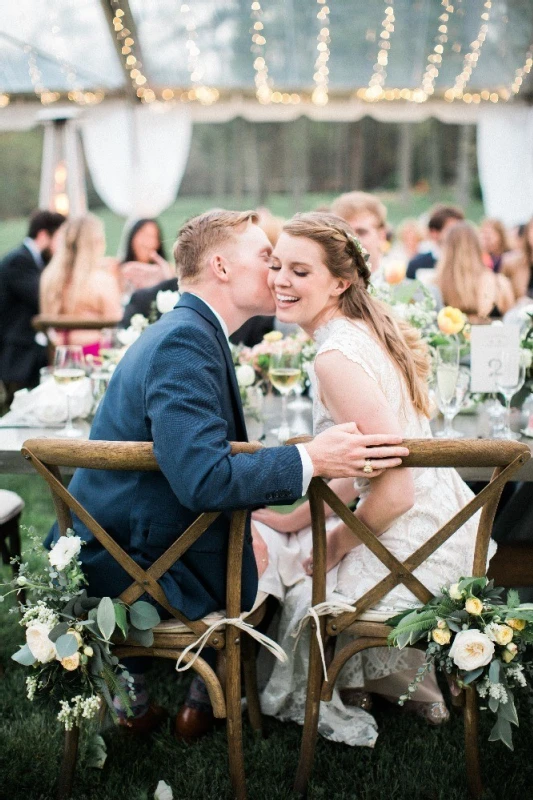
[304,422,409,479]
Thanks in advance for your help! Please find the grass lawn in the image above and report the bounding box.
[0,474,531,800]
[0,190,484,258]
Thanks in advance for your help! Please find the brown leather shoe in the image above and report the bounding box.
[174,704,216,742]
[118,703,168,735]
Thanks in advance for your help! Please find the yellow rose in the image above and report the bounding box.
[492,624,514,646]
[83,646,94,657]
[383,260,407,285]
[437,306,465,335]
[502,649,517,663]
[465,597,484,616]
[67,628,83,649]
[432,627,451,645]
[507,618,526,631]
[61,652,80,671]
[263,331,283,343]
[506,642,518,655]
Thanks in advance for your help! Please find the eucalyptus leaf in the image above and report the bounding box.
[127,626,154,647]
[87,733,107,770]
[114,603,128,639]
[489,714,514,750]
[489,660,502,685]
[11,643,36,666]
[499,692,519,726]
[447,620,462,633]
[129,601,160,631]
[97,597,116,641]
[89,642,103,676]
[55,633,78,659]
[48,622,69,643]
[462,667,484,685]
[489,695,499,714]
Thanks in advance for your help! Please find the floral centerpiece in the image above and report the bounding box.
[116,289,181,349]
[3,530,160,731]
[387,577,533,749]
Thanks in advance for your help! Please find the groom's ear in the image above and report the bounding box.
[209,254,230,283]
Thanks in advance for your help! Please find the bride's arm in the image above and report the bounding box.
[252,477,359,533]
[315,350,415,565]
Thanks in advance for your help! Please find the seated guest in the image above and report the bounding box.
[40,214,122,355]
[500,217,533,301]
[117,218,173,298]
[435,221,514,322]
[0,209,65,402]
[406,205,464,279]
[479,218,510,273]
[331,191,388,275]
[390,217,424,262]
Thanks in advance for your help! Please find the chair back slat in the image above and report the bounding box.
[303,439,530,637]
[22,438,264,640]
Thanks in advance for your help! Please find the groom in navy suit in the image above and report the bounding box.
[48,209,408,735]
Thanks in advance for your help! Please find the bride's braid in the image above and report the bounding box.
[282,212,431,416]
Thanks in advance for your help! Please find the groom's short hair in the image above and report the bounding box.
[174,209,259,283]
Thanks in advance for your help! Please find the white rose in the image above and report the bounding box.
[449,583,463,601]
[449,629,495,671]
[130,313,150,333]
[26,622,57,663]
[49,535,82,571]
[236,364,256,388]
[520,349,532,369]
[116,327,141,347]
[156,290,180,315]
[154,780,173,800]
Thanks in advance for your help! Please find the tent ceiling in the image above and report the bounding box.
[0,0,532,100]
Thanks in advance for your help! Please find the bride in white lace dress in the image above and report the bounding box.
[253,211,495,748]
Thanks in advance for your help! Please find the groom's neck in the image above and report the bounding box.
[181,284,249,336]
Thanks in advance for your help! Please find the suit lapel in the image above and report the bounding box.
[178,293,248,441]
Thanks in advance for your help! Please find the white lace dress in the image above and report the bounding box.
[257,317,495,747]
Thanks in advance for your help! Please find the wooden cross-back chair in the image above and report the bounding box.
[31,316,120,364]
[291,437,530,800]
[21,437,268,800]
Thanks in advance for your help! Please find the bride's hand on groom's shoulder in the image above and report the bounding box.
[252,508,296,533]
[304,422,409,480]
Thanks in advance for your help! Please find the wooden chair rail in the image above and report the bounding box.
[32,315,121,332]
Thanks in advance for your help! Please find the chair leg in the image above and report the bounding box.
[57,724,80,800]
[242,632,263,736]
[464,686,483,800]
[9,516,25,606]
[293,624,324,797]
[226,627,247,800]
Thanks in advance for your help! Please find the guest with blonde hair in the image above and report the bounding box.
[40,214,122,354]
[479,218,510,273]
[435,221,514,322]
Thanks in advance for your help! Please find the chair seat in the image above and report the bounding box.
[0,490,24,525]
[153,590,269,635]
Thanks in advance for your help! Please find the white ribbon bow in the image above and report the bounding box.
[175,616,287,673]
[292,601,356,682]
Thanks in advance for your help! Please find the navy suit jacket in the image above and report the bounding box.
[48,293,303,620]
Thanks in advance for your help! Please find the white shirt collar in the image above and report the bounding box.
[188,293,229,340]
[23,237,44,269]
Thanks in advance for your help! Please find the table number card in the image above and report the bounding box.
[470,324,520,393]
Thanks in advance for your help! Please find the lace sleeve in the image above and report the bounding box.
[315,323,380,384]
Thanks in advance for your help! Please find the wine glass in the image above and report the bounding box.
[434,344,459,437]
[53,345,86,438]
[268,348,302,443]
[495,350,526,440]
[435,366,470,438]
[288,364,312,411]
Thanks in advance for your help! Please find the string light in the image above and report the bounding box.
[419,1,455,101]
[312,0,331,105]
[178,3,218,105]
[250,0,272,104]
[0,93,10,107]
[446,0,491,101]
[108,2,153,102]
[365,3,395,102]
[510,44,533,96]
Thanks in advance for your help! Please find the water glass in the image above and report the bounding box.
[435,366,470,438]
[495,351,526,440]
[53,345,86,438]
[268,349,301,443]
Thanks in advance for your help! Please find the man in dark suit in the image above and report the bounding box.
[0,210,65,403]
[122,276,275,347]
[48,209,408,735]
[406,205,464,280]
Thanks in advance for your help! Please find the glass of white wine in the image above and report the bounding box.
[434,344,460,438]
[53,345,86,438]
[268,348,302,443]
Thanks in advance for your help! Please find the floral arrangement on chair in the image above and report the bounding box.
[3,530,160,730]
[387,577,533,749]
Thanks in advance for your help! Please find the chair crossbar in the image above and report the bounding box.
[321,453,527,636]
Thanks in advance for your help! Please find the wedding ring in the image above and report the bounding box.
[363,460,374,475]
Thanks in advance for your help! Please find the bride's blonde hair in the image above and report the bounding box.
[283,212,431,416]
